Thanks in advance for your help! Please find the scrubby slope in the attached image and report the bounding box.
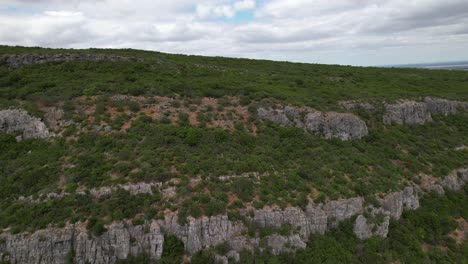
[0,46,467,263]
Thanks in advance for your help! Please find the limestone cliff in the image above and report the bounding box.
[383,98,467,125]
[257,107,368,141]
[2,168,465,263]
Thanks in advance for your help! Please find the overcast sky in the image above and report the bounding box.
[1,0,468,66]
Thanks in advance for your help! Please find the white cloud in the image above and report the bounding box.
[0,0,467,65]
[196,0,256,19]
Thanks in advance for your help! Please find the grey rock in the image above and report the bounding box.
[259,107,368,141]
[226,250,240,262]
[215,254,228,264]
[441,175,463,191]
[380,187,419,220]
[424,97,460,116]
[0,109,50,141]
[383,101,432,125]
[353,215,390,239]
[304,111,324,135]
[457,168,468,183]
[0,221,164,264]
[322,112,369,141]
[265,235,306,255]
[257,108,293,127]
[424,184,445,195]
[160,214,245,254]
[305,205,328,235]
[5,169,467,262]
[323,197,364,228]
[0,53,141,68]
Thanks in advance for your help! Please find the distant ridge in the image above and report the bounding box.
[383,61,468,71]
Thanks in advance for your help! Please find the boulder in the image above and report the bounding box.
[0,109,50,141]
[322,112,369,141]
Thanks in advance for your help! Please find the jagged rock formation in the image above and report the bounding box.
[0,221,164,264]
[0,53,141,68]
[1,169,466,263]
[0,109,50,141]
[383,98,467,125]
[424,97,468,116]
[353,214,390,239]
[383,101,432,125]
[257,107,368,141]
[18,182,164,203]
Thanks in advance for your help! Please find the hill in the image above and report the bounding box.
[0,46,467,264]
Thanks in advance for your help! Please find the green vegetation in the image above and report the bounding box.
[198,190,468,263]
[0,46,467,261]
[1,46,468,111]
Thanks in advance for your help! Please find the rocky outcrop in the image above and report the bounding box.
[265,235,306,255]
[0,54,141,68]
[44,107,66,130]
[383,101,432,125]
[0,109,50,141]
[383,98,467,125]
[340,101,376,113]
[321,113,369,141]
[379,186,419,220]
[2,168,466,263]
[353,214,390,239]
[0,221,164,264]
[424,97,468,116]
[257,107,368,141]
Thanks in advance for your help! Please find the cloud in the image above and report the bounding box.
[0,0,467,65]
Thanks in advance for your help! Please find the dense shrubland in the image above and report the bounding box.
[0,46,467,262]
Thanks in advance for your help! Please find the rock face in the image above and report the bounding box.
[1,168,466,263]
[379,187,419,220]
[0,109,50,141]
[0,53,140,68]
[353,215,390,239]
[322,113,369,141]
[0,221,164,264]
[383,98,467,125]
[383,101,432,125]
[257,107,368,141]
[424,97,468,116]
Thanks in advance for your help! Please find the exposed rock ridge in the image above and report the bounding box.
[0,53,141,68]
[1,168,466,263]
[257,106,368,141]
[0,109,50,141]
[18,182,164,203]
[0,221,164,264]
[383,97,468,125]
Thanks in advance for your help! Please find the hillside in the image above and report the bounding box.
[0,46,467,264]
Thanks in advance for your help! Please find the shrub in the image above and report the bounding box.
[127,101,140,112]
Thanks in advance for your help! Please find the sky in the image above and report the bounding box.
[1,0,468,66]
